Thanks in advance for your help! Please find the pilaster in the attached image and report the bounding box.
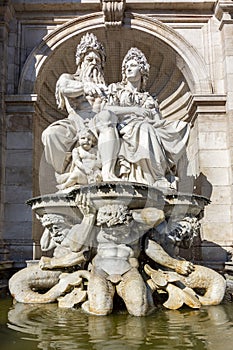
[187,93,231,268]
[215,0,233,262]
[4,94,37,268]
[0,1,14,240]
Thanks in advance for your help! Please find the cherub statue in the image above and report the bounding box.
[56,129,102,190]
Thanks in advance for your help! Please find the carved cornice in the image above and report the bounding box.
[215,0,233,28]
[187,94,226,125]
[11,1,216,12]
[5,94,38,114]
[100,0,126,27]
[0,0,14,26]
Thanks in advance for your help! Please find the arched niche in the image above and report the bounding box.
[19,13,212,120]
[19,13,212,197]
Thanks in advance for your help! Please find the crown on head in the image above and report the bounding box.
[76,33,106,68]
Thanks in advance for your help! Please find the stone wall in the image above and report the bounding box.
[0,0,233,270]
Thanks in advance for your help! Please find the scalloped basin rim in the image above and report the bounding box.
[26,182,210,209]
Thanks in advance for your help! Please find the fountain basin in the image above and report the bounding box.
[27,182,210,223]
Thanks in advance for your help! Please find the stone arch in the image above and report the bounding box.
[19,12,212,198]
[18,13,104,95]
[127,13,212,94]
[19,12,212,96]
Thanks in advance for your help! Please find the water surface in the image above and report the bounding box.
[1,297,233,350]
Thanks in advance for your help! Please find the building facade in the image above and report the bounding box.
[0,0,233,277]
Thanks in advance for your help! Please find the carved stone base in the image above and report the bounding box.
[9,182,225,315]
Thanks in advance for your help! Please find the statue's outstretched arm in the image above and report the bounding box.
[39,250,88,270]
[145,238,194,275]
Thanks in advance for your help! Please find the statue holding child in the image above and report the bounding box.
[9,33,226,315]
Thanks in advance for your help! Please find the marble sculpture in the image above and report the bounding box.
[9,33,226,316]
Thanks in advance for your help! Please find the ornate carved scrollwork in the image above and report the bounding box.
[100,0,126,27]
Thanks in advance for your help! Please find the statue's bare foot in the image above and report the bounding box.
[39,256,53,270]
[175,260,195,275]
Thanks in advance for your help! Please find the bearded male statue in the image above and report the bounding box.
[42,33,107,174]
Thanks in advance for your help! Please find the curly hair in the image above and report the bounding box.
[97,204,132,227]
[78,128,97,147]
[121,47,150,91]
[75,32,106,69]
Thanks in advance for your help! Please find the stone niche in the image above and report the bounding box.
[34,31,192,255]
[20,16,225,265]
[3,3,232,272]
[5,1,233,314]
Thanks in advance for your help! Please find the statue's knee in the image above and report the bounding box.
[41,127,55,144]
[96,110,117,128]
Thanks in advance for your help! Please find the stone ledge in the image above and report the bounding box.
[187,94,227,124]
[5,94,37,102]
[215,0,233,20]
[11,1,216,13]
[5,94,38,114]
[126,0,216,12]
[12,0,100,12]
[225,261,233,269]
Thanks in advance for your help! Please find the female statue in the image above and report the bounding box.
[96,47,190,187]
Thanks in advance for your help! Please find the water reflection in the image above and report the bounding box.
[4,301,233,350]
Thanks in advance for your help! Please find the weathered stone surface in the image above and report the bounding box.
[1,1,233,310]
[6,132,32,150]
[199,150,230,168]
[58,288,87,308]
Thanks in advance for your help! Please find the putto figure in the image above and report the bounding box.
[56,129,102,190]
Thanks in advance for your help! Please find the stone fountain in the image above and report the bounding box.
[9,33,226,316]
